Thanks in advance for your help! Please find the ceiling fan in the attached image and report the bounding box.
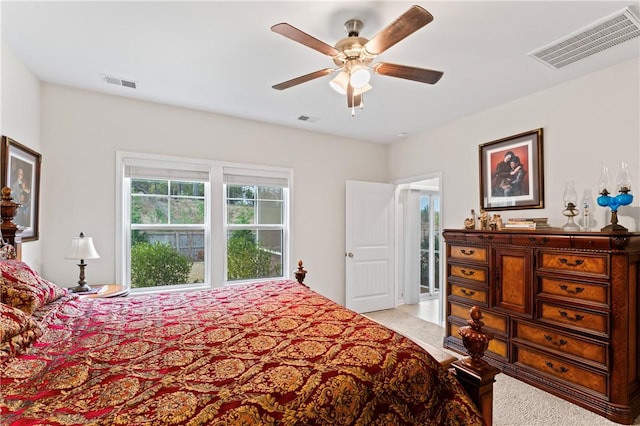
[271,5,443,115]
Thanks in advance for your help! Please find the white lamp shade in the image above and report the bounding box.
[329,71,349,95]
[65,233,100,260]
[353,84,372,96]
[349,65,371,89]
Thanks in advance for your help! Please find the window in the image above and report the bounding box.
[420,192,440,299]
[224,169,289,282]
[117,153,291,292]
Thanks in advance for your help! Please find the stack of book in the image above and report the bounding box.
[504,217,551,229]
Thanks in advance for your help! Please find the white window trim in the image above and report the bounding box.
[115,151,293,292]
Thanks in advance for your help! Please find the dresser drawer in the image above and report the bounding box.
[539,252,609,279]
[538,302,608,337]
[449,264,487,283]
[449,245,487,263]
[539,277,608,306]
[450,283,488,305]
[513,320,607,368]
[571,236,615,250]
[464,233,511,245]
[514,345,607,396]
[450,322,508,360]
[511,234,572,248]
[449,302,507,335]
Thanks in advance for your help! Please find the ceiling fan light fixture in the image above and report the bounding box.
[353,84,372,96]
[329,71,349,94]
[349,65,371,89]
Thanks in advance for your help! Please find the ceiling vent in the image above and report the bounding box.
[297,115,318,123]
[103,75,137,89]
[528,7,640,69]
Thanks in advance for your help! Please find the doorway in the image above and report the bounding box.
[396,175,443,325]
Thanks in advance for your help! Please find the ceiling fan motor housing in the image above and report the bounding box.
[333,37,374,66]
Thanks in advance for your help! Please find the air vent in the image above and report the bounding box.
[297,115,319,123]
[103,75,138,89]
[528,7,640,69]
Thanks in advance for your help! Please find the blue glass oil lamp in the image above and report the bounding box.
[597,163,633,232]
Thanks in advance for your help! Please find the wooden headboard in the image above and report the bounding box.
[1,186,22,259]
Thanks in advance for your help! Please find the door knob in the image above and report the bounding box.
[346,252,354,257]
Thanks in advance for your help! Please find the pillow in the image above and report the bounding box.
[0,302,42,361]
[0,243,17,260]
[1,260,67,315]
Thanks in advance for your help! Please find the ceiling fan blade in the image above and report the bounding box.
[372,62,443,84]
[364,5,433,55]
[272,68,334,90]
[271,23,339,57]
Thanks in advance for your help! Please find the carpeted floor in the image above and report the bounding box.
[365,307,640,426]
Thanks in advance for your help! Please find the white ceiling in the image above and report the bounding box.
[2,1,639,144]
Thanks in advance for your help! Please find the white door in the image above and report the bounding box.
[345,180,395,313]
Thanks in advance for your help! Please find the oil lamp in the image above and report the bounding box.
[597,163,634,232]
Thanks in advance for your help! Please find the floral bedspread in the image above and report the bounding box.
[1,280,484,425]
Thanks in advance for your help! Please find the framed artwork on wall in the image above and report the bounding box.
[1,136,41,241]
[479,128,544,211]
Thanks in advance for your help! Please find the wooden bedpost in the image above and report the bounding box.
[294,260,307,286]
[1,187,22,259]
[450,306,500,426]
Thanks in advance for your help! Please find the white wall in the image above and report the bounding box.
[389,58,640,232]
[0,41,41,268]
[39,84,388,303]
[5,39,639,306]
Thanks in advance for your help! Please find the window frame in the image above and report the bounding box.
[116,151,292,293]
[223,178,290,285]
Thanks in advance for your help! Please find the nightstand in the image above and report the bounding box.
[77,284,129,298]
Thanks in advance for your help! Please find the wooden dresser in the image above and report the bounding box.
[443,229,640,424]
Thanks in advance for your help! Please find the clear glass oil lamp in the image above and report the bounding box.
[562,181,580,231]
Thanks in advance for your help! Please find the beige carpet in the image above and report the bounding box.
[365,308,640,426]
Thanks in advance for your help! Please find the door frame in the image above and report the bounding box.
[393,172,445,325]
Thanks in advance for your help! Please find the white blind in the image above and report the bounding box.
[223,167,289,188]
[125,163,210,182]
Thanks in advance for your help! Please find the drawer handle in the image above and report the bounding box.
[559,311,584,322]
[478,235,494,241]
[460,288,476,297]
[528,237,549,245]
[544,335,568,347]
[559,258,585,267]
[460,269,475,277]
[460,249,475,256]
[544,361,569,374]
[558,284,584,295]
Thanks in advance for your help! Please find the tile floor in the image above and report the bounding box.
[398,298,441,325]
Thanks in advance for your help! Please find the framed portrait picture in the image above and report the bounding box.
[479,128,544,211]
[1,136,41,241]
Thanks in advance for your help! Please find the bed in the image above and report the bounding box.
[1,187,497,425]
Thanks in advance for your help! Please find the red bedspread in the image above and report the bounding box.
[1,280,483,425]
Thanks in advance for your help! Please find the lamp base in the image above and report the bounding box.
[562,222,581,232]
[601,223,628,232]
[601,210,628,232]
[562,214,580,232]
[70,283,92,293]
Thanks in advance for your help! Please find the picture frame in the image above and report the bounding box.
[479,128,544,211]
[1,136,41,241]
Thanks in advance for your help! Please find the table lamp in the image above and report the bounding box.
[65,232,100,293]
